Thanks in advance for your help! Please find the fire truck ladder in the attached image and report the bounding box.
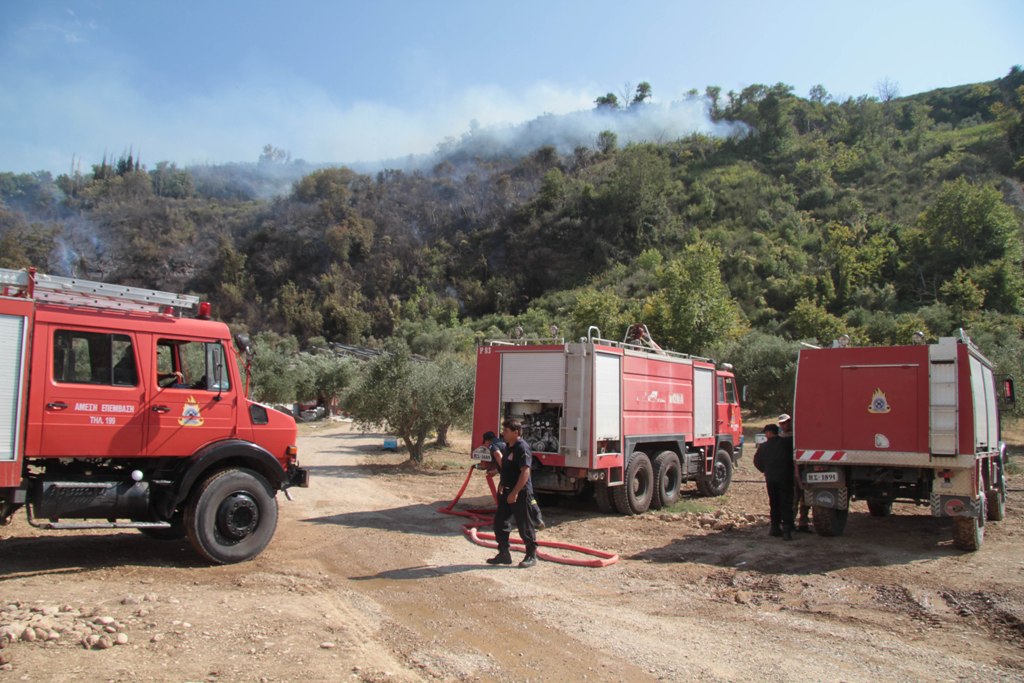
[0,267,199,315]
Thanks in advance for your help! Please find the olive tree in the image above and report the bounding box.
[344,340,474,462]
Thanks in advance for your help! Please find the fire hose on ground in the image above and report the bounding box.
[438,466,619,567]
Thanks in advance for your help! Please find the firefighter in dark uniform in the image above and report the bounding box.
[753,423,795,540]
[486,419,539,567]
[482,430,545,531]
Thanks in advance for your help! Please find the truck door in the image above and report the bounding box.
[146,337,238,457]
[716,374,740,439]
[693,367,714,439]
[34,326,147,458]
[0,298,32,487]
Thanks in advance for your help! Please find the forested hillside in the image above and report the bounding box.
[2,67,1023,412]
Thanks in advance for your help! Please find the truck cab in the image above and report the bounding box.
[0,268,307,564]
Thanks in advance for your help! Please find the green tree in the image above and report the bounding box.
[344,341,470,462]
[641,242,747,353]
[631,81,652,106]
[431,354,475,447]
[914,178,1021,311]
[570,286,633,341]
[716,331,799,414]
[294,352,358,413]
[249,332,303,405]
[787,298,845,345]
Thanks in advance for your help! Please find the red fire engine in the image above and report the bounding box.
[0,268,307,563]
[794,333,1015,550]
[470,325,744,514]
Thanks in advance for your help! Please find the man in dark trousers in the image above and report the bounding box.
[753,423,795,540]
[486,419,539,568]
[482,430,545,531]
[779,413,810,532]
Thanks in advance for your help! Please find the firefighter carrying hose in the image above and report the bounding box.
[486,419,539,568]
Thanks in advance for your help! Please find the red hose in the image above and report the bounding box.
[438,466,619,567]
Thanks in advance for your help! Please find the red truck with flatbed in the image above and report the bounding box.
[0,268,307,563]
[470,326,744,514]
[794,333,1014,550]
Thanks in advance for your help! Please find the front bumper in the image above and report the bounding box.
[287,466,310,488]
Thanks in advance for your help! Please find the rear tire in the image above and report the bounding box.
[185,468,279,564]
[651,451,682,509]
[986,465,1006,522]
[612,451,653,515]
[696,449,733,497]
[953,494,986,551]
[812,505,848,536]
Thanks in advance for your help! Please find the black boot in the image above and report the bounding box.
[783,528,793,541]
[518,553,537,568]
[486,550,513,565]
[769,524,782,537]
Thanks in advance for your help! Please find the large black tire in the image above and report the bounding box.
[987,466,1006,522]
[812,505,849,536]
[593,482,615,513]
[612,451,654,515]
[953,494,986,551]
[866,498,892,517]
[651,451,682,509]
[138,512,186,540]
[696,450,733,497]
[184,468,279,564]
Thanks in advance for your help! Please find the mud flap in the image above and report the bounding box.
[809,487,848,510]
[930,493,982,518]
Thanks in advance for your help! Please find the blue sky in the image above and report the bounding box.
[1,0,1020,175]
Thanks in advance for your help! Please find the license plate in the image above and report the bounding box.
[471,447,492,462]
[806,471,839,484]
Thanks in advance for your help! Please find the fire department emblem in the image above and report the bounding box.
[178,396,205,426]
[868,388,891,414]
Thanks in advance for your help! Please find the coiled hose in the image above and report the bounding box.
[438,466,619,567]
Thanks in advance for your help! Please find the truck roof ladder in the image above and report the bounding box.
[0,267,199,315]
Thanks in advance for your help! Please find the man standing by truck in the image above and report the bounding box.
[753,423,794,540]
[486,419,539,567]
[779,414,810,532]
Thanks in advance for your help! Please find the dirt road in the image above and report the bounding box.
[2,421,1024,682]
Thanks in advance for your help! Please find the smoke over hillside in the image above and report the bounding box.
[361,96,745,172]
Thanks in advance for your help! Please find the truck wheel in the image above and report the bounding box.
[812,505,848,536]
[986,466,1006,522]
[696,450,733,497]
[184,468,279,564]
[953,495,986,551]
[866,498,892,517]
[612,452,653,515]
[593,482,615,513]
[651,451,682,509]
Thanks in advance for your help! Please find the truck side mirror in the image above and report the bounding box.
[234,333,252,355]
[1001,377,1016,404]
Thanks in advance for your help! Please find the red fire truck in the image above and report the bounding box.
[470,326,744,514]
[794,333,1014,550]
[0,268,307,564]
